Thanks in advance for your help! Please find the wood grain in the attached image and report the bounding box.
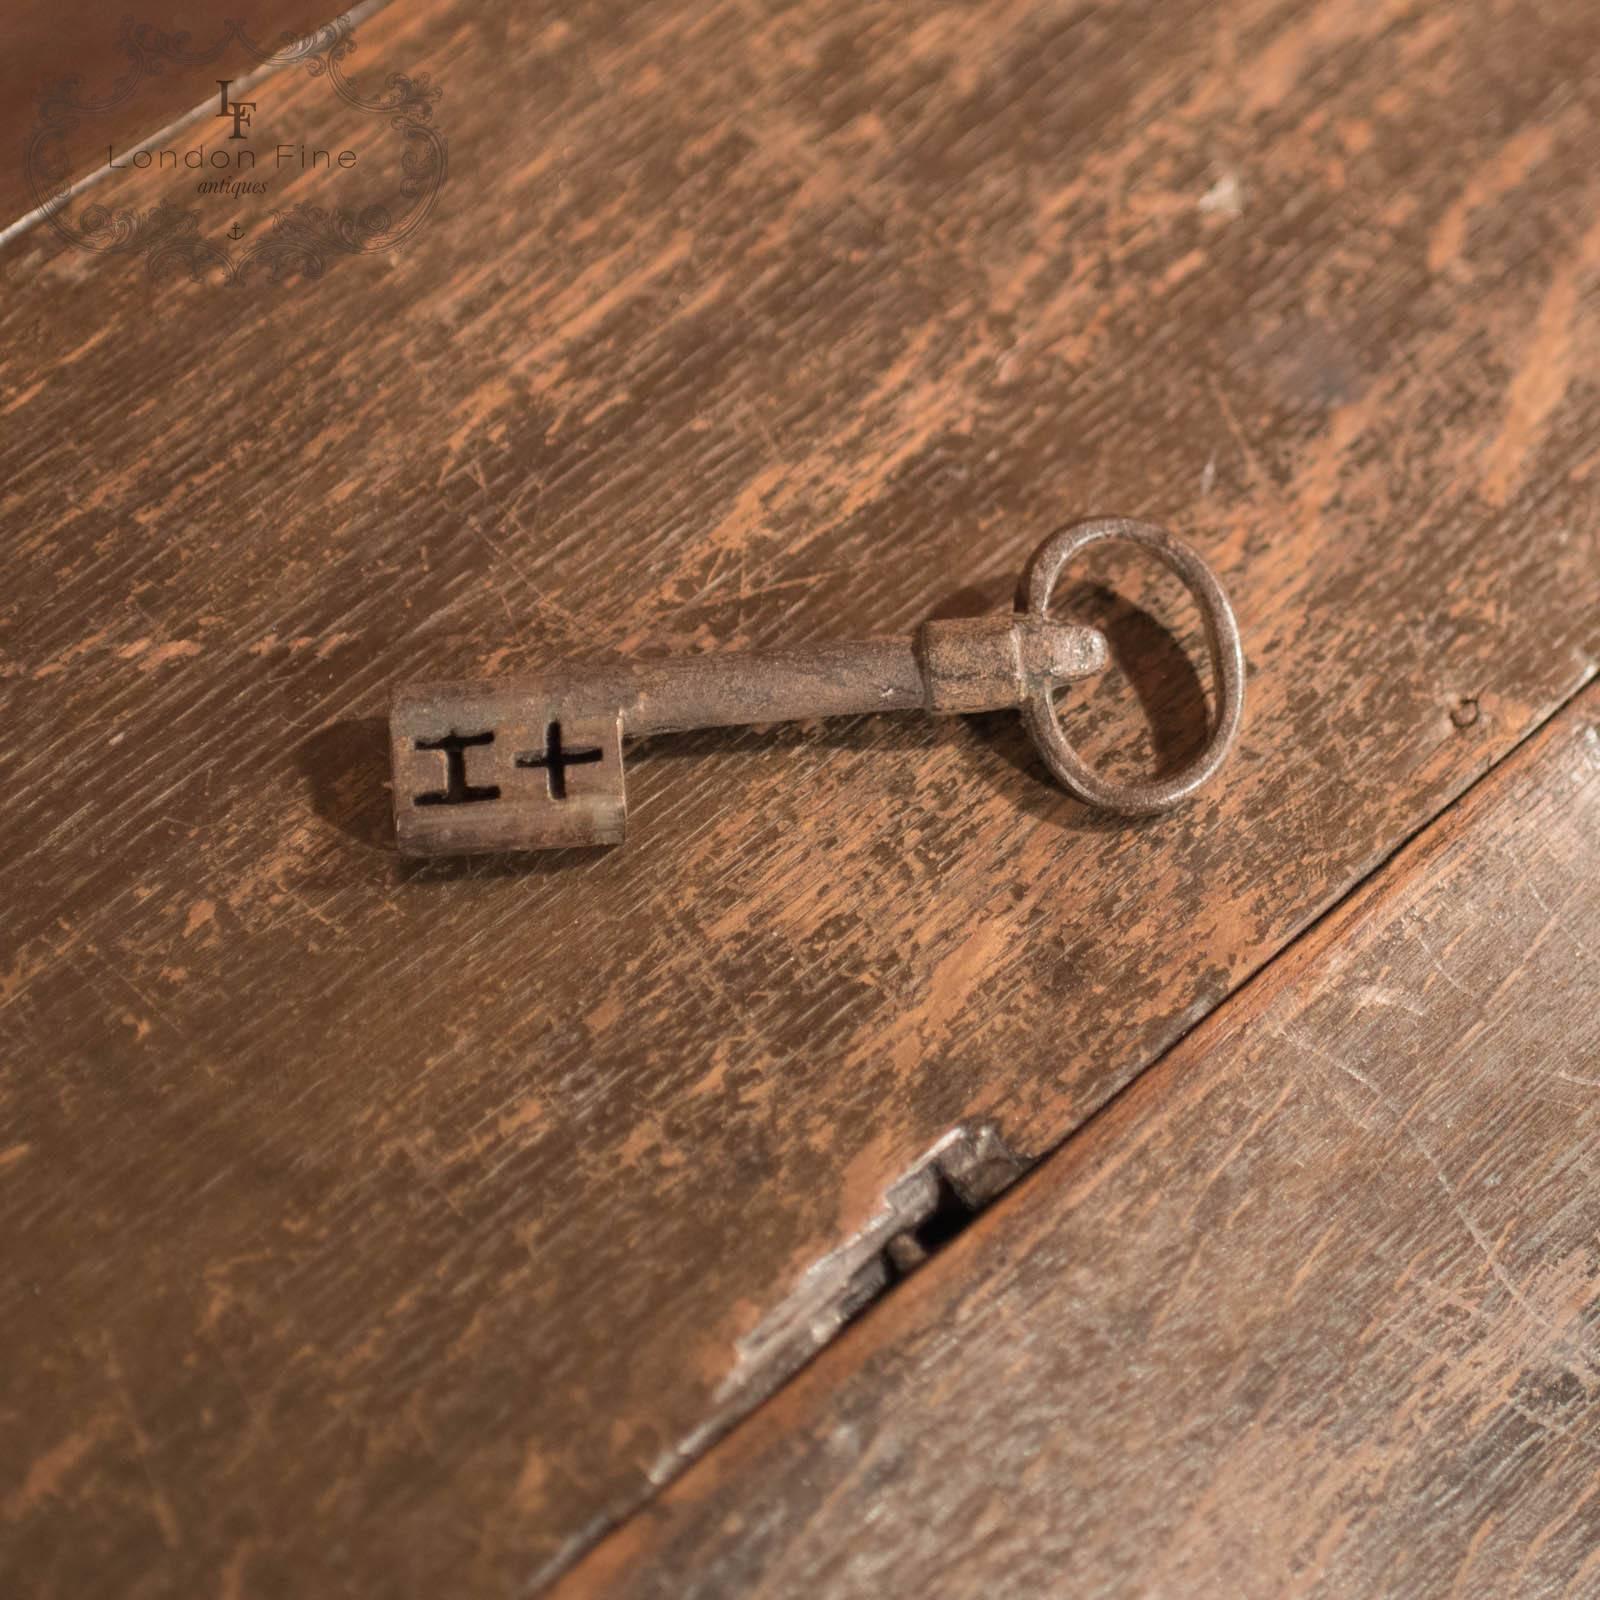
[2,0,1598,1593]
[560,683,1600,1600]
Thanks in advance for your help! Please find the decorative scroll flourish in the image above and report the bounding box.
[24,15,447,285]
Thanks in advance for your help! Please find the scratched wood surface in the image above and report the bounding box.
[562,685,1600,1600]
[0,1,338,229]
[2,0,1599,1594]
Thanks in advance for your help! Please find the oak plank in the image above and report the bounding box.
[561,684,1600,1600]
[1,0,1598,1592]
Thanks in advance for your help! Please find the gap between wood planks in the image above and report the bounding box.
[0,0,397,255]
[534,657,1599,1595]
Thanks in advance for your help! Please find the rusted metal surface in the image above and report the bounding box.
[391,519,1245,855]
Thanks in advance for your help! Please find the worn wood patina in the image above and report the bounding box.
[1,0,1597,1593]
[559,685,1600,1599]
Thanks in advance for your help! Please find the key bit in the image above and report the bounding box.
[390,518,1245,856]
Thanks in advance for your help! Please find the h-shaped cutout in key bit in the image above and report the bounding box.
[390,520,1246,857]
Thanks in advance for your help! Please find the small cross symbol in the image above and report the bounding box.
[413,729,500,806]
[516,720,603,800]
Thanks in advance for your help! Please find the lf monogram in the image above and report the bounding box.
[216,80,256,140]
[390,520,1246,857]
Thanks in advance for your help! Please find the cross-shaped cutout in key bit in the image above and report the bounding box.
[392,690,627,856]
[514,721,603,800]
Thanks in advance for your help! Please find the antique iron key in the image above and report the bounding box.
[391,519,1245,856]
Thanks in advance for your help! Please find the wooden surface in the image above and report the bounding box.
[562,684,1600,1599]
[2,0,1599,1594]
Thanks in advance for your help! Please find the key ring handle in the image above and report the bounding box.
[1020,518,1245,814]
